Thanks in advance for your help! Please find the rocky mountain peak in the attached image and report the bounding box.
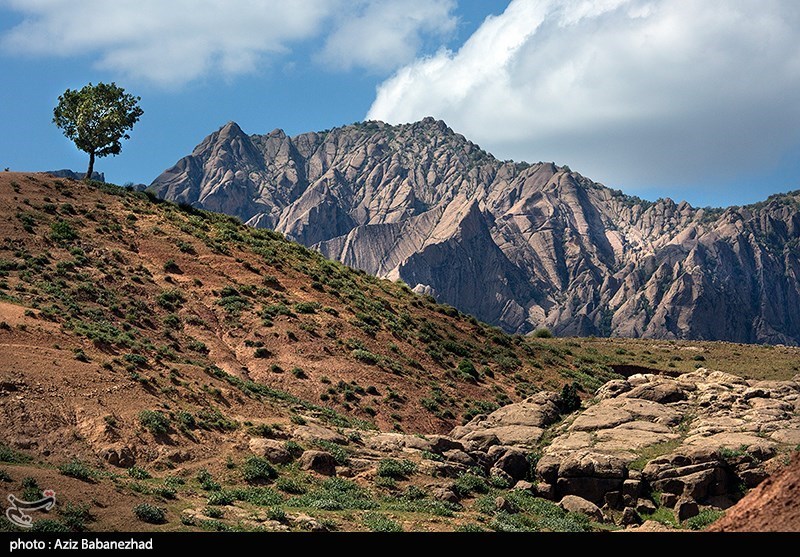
[150,119,800,345]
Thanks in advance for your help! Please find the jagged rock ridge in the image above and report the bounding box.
[149,118,800,344]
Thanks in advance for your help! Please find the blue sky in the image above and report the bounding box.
[1,0,799,209]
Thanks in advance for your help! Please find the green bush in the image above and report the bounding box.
[363,512,403,532]
[0,443,31,464]
[242,456,277,483]
[687,509,724,530]
[559,383,582,413]
[58,459,95,482]
[532,327,553,338]
[31,519,70,532]
[352,349,379,365]
[458,358,479,379]
[50,220,78,243]
[138,410,170,435]
[127,466,151,480]
[294,302,321,314]
[376,458,417,480]
[163,259,181,274]
[133,503,166,524]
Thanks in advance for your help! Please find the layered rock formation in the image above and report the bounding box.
[150,119,800,343]
[340,368,800,527]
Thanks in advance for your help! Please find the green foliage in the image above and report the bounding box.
[458,358,479,380]
[138,409,170,434]
[50,220,78,243]
[559,382,582,413]
[58,458,96,482]
[156,289,185,311]
[162,259,181,274]
[0,443,31,464]
[376,458,417,480]
[687,509,725,530]
[363,512,403,532]
[31,519,70,532]
[453,473,489,497]
[59,503,93,531]
[53,82,143,177]
[532,327,554,338]
[133,503,166,524]
[352,349,379,365]
[288,477,377,511]
[242,456,278,483]
[294,301,321,314]
[127,466,151,480]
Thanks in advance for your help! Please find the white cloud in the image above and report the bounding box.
[319,0,456,72]
[0,0,456,86]
[368,0,800,192]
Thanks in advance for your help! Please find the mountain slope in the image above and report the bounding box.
[149,119,800,345]
[3,173,800,533]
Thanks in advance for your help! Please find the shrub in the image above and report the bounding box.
[363,512,403,532]
[156,289,185,311]
[58,459,95,482]
[59,503,93,531]
[558,383,582,413]
[532,327,553,338]
[458,358,479,379]
[133,503,166,524]
[242,456,277,483]
[687,509,724,530]
[253,347,272,358]
[0,443,31,464]
[50,220,78,243]
[163,259,181,274]
[139,410,170,435]
[31,519,70,532]
[127,466,151,480]
[291,367,307,379]
[352,349,379,365]
[376,458,417,480]
[294,302,321,314]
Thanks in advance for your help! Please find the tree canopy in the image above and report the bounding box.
[53,82,143,180]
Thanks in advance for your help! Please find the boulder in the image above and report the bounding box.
[620,507,642,526]
[298,450,337,476]
[495,496,518,513]
[442,449,476,467]
[293,423,348,445]
[248,438,292,464]
[559,495,604,522]
[624,380,686,404]
[635,498,656,514]
[102,445,135,468]
[461,431,501,451]
[674,498,699,521]
[595,380,631,400]
[431,487,459,504]
[493,448,530,481]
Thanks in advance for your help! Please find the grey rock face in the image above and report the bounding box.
[150,118,800,343]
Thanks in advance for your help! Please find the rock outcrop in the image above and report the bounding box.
[150,119,800,344]
[348,368,800,527]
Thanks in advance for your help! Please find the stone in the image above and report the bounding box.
[102,446,135,468]
[635,498,657,514]
[535,482,556,500]
[427,435,464,454]
[620,507,642,526]
[298,450,337,476]
[495,496,518,513]
[442,449,476,467]
[461,431,501,451]
[489,467,514,487]
[493,448,530,481]
[513,480,534,492]
[248,438,292,464]
[660,492,678,508]
[595,380,631,400]
[293,423,348,445]
[431,487,459,504]
[674,498,700,521]
[624,381,687,404]
[559,495,604,522]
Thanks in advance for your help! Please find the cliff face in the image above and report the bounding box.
[149,118,800,344]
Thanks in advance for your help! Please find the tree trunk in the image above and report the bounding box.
[85,152,95,181]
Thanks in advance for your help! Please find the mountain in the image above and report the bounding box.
[150,118,800,345]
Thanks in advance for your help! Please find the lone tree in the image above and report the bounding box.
[53,82,143,180]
